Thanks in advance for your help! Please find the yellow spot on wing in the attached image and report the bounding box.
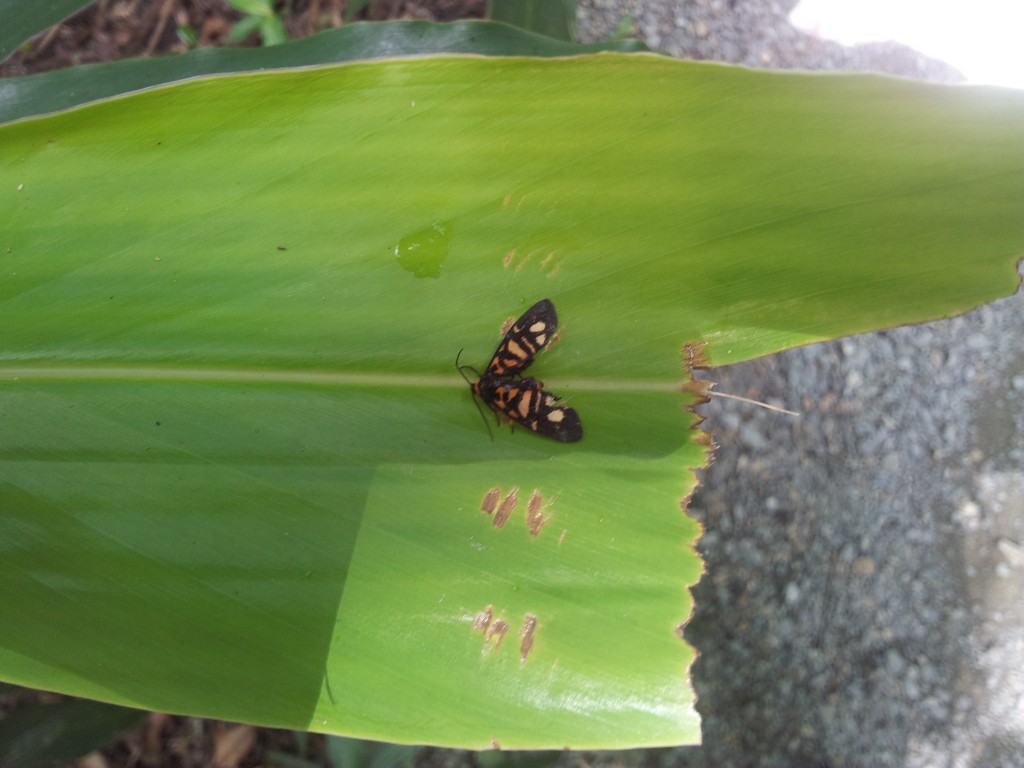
[517,389,533,419]
[506,339,526,359]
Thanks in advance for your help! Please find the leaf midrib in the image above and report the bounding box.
[0,366,683,391]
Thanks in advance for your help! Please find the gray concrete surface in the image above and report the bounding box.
[575,2,1024,766]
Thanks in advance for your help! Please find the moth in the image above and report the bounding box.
[458,299,583,443]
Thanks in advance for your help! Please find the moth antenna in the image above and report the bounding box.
[454,349,481,385]
[478,398,495,441]
[455,349,495,441]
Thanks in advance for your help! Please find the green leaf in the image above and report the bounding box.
[226,0,275,16]
[1,54,1022,749]
[0,21,648,124]
[488,0,578,41]
[226,12,266,46]
[260,15,290,47]
[176,24,199,50]
[0,0,93,62]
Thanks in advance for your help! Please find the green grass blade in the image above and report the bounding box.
[225,13,266,46]
[259,15,290,47]
[1,54,1022,748]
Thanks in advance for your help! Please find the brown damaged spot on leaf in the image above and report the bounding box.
[546,327,562,351]
[493,487,519,528]
[679,340,718,487]
[680,342,713,414]
[473,604,505,654]
[682,340,710,370]
[519,613,537,662]
[474,605,493,633]
[481,487,501,516]
[526,490,549,536]
[679,342,720,450]
[480,487,550,533]
[503,249,515,268]
[691,429,715,448]
[677,342,713,659]
[473,607,499,643]
[682,377,714,401]
[474,607,540,660]
[490,737,501,750]
[485,619,509,651]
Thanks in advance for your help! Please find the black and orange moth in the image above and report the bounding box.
[458,299,583,443]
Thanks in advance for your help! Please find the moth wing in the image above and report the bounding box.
[484,298,558,377]
[478,377,582,443]
[532,388,583,443]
